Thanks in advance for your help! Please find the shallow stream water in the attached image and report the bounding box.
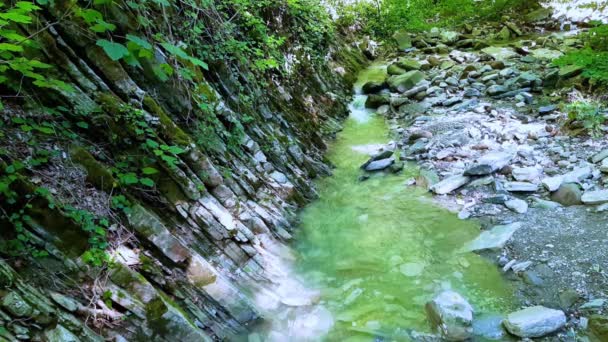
[291,65,515,341]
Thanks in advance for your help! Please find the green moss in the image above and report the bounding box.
[143,96,192,146]
[70,147,116,192]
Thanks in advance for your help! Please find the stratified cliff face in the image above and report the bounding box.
[0,1,366,340]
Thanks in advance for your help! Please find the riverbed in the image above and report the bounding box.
[290,65,516,341]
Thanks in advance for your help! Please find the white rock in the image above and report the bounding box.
[581,190,608,205]
[505,199,528,214]
[426,291,474,341]
[512,167,541,182]
[431,174,471,195]
[542,175,563,192]
[503,306,566,338]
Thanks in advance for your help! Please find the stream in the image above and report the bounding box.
[291,64,516,341]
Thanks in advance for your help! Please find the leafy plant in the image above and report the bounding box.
[565,100,606,137]
[0,1,73,109]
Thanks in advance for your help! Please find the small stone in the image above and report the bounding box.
[539,105,557,115]
[464,151,513,176]
[512,167,540,182]
[431,174,470,195]
[503,306,566,338]
[591,149,608,164]
[1,292,33,317]
[504,182,538,192]
[487,85,508,96]
[581,190,608,205]
[505,199,528,214]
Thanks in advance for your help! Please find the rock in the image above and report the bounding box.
[481,47,518,61]
[442,97,463,107]
[44,325,80,342]
[430,174,470,195]
[396,58,422,71]
[387,63,407,75]
[539,105,557,115]
[503,306,566,338]
[365,94,390,108]
[530,48,563,61]
[562,166,592,183]
[497,26,511,41]
[487,85,508,96]
[365,158,395,172]
[512,167,540,182]
[505,199,528,214]
[505,22,523,36]
[417,168,440,190]
[591,149,608,164]
[440,31,459,45]
[392,29,412,50]
[464,151,513,176]
[581,190,608,205]
[589,315,608,341]
[361,81,386,94]
[580,299,606,311]
[426,291,473,341]
[463,88,481,97]
[490,60,505,69]
[504,182,538,192]
[1,292,33,317]
[530,198,562,209]
[473,314,507,340]
[525,7,552,22]
[559,64,583,78]
[601,159,608,173]
[50,292,79,312]
[388,71,425,93]
[542,175,563,192]
[464,222,521,252]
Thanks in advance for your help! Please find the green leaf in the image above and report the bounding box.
[0,43,23,52]
[90,20,116,33]
[96,39,129,61]
[76,121,89,129]
[141,167,159,175]
[166,146,185,154]
[119,172,138,185]
[126,34,152,49]
[0,12,32,24]
[139,177,155,187]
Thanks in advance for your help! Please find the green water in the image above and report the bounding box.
[293,65,514,341]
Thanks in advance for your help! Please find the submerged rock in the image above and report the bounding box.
[464,222,521,252]
[364,158,395,172]
[426,291,473,341]
[503,306,566,338]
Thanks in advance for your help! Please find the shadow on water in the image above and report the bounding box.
[292,64,516,341]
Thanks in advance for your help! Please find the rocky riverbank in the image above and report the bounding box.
[359,6,608,341]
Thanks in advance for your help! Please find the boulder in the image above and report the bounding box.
[589,315,608,341]
[361,81,386,94]
[503,306,566,338]
[581,190,608,205]
[542,175,563,192]
[464,151,513,176]
[551,183,582,206]
[481,47,519,61]
[430,174,470,195]
[44,325,80,342]
[396,58,422,71]
[559,64,583,78]
[365,94,390,109]
[387,70,425,93]
[464,222,521,252]
[426,291,474,341]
